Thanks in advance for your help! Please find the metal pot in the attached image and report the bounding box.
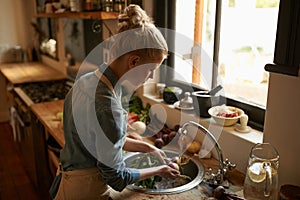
[192,91,220,118]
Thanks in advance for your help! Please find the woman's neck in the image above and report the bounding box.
[109,55,129,79]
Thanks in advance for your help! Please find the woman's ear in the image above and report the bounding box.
[128,55,140,69]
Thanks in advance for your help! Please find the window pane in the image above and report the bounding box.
[173,0,279,108]
[174,0,216,89]
[218,0,279,107]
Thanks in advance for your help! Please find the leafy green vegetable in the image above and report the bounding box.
[164,87,173,93]
[128,95,151,125]
[128,154,161,169]
[128,154,163,189]
[128,95,143,114]
[135,175,162,189]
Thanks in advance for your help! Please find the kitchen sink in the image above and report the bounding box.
[124,149,205,194]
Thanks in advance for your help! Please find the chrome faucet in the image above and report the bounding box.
[178,121,236,186]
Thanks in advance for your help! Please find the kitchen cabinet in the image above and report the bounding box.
[0,73,10,122]
[31,100,65,148]
[0,62,67,122]
[0,62,69,197]
[27,100,64,191]
[30,112,53,198]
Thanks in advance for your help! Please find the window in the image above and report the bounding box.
[168,0,280,129]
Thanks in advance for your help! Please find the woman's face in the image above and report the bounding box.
[120,55,164,90]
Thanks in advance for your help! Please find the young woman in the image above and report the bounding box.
[50,4,180,200]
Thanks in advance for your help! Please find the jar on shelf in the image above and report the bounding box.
[103,0,113,12]
[70,0,82,12]
[114,0,124,12]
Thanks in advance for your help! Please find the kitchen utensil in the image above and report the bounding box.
[207,85,223,96]
[192,91,220,118]
[243,143,279,200]
[234,114,251,133]
[173,101,194,110]
[174,92,194,110]
[179,92,193,108]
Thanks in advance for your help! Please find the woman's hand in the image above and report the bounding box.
[123,137,167,164]
[138,165,180,181]
[148,145,167,165]
[158,165,180,178]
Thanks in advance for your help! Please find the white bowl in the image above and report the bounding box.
[208,105,244,126]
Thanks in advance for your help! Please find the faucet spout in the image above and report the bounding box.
[178,121,226,184]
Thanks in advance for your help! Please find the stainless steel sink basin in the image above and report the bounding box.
[124,149,205,194]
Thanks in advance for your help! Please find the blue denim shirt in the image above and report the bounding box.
[59,63,140,192]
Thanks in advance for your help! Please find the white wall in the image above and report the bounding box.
[0,0,35,48]
[264,70,300,186]
[0,0,35,122]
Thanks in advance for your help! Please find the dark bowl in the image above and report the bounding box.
[163,87,183,104]
[192,91,220,118]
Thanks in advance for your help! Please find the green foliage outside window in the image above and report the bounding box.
[256,0,279,8]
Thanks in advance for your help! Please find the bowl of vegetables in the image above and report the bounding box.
[208,105,244,126]
[124,149,205,194]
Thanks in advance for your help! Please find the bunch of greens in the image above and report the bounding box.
[128,153,163,189]
[128,153,161,169]
[135,175,162,189]
[127,95,151,125]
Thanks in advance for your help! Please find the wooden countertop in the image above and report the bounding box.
[31,100,65,147]
[30,100,245,199]
[0,62,67,84]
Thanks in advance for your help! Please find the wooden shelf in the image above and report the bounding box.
[35,11,119,20]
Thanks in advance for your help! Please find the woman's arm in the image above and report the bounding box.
[137,165,180,181]
[123,137,168,163]
[123,138,180,180]
[123,137,153,153]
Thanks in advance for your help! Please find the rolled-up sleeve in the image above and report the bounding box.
[97,162,140,191]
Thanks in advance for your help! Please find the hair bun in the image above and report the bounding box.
[118,4,154,33]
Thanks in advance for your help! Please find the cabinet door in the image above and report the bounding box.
[30,112,52,198]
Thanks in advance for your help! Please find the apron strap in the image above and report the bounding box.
[94,69,128,120]
[94,69,117,97]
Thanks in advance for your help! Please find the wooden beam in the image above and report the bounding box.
[192,0,205,84]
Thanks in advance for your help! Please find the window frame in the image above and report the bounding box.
[152,0,268,131]
[265,0,300,76]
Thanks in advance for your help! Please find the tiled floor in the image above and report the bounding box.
[0,122,45,200]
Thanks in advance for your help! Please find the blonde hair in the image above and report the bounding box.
[109,4,168,62]
[118,4,154,33]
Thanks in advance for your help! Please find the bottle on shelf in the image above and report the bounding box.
[103,0,113,12]
[70,0,83,12]
[85,0,93,11]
